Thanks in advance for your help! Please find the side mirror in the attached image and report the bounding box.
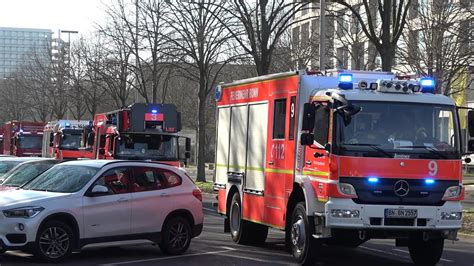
[300,133,314,146]
[88,185,109,196]
[468,110,474,138]
[185,137,191,152]
[302,103,316,131]
[468,139,474,153]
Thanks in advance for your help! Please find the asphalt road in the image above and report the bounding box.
[0,197,473,265]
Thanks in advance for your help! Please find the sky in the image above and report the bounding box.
[0,0,106,39]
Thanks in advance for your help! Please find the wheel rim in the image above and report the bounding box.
[169,221,189,250]
[291,215,306,253]
[230,201,240,234]
[39,227,70,259]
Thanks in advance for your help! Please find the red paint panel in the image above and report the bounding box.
[242,193,265,223]
[218,75,298,106]
[338,156,461,180]
[144,113,164,121]
[218,189,226,214]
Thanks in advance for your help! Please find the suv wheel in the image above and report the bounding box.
[159,216,191,255]
[33,221,74,262]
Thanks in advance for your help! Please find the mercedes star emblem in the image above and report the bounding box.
[394,180,410,197]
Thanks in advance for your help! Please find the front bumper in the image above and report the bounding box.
[0,215,41,250]
[324,198,462,230]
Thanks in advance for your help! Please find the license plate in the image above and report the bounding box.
[384,209,418,218]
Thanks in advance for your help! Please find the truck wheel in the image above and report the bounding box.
[408,238,444,265]
[289,202,319,265]
[229,193,268,245]
[33,221,74,262]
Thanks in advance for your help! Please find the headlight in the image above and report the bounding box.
[441,211,462,220]
[442,185,462,200]
[339,182,357,197]
[3,207,45,218]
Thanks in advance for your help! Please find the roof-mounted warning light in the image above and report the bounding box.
[65,122,71,128]
[338,73,353,90]
[420,77,435,93]
[151,109,158,114]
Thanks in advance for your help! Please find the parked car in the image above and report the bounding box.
[0,160,203,262]
[0,157,47,180]
[0,159,63,189]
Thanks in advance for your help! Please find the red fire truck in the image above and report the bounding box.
[214,71,472,265]
[42,120,92,159]
[2,121,45,157]
[79,103,190,166]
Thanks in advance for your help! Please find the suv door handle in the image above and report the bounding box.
[117,198,129,203]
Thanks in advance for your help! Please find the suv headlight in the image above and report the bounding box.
[442,185,462,200]
[3,207,45,218]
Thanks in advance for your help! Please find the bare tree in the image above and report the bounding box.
[396,0,474,95]
[163,0,235,181]
[211,0,314,75]
[334,0,411,71]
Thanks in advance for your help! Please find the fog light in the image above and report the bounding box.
[441,212,462,220]
[18,223,24,231]
[331,209,360,218]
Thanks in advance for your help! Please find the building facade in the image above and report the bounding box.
[0,27,53,79]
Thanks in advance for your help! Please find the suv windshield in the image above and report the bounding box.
[335,101,460,159]
[115,133,178,160]
[22,165,99,193]
[1,161,56,187]
[0,161,22,177]
[60,129,82,150]
[19,135,42,149]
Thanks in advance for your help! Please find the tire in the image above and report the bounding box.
[229,192,268,245]
[289,202,319,265]
[33,220,74,262]
[159,216,192,255]
[408,238,444,265]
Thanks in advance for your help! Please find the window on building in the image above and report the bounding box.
[272,98,287,139]
[301,22,309,46]
[351,42,365,70]
[336,46,349,69]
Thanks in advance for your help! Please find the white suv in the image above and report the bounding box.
[0,160,203,262]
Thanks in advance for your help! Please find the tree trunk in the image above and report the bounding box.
[196,86,207,182]
[380,46,395,72]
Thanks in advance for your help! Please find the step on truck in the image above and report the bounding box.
[213,70,473,265]
[79,103,191,166]
[2,121,45,157]
[42,120,92,159]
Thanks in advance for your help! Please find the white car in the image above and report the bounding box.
[0,160,203,262]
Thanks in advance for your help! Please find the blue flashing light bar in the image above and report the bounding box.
[368,177,379,183]
[65,122,71,128]
[19,129,24,133]
[338,73,353,90]
[425,179,435,185]
[151,109,158,114]
[420,77,435,93]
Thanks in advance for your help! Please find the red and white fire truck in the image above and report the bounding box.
[42,120,92,159]
[79,103,191,166]
[2,121,45,157]
[214,71,472,265]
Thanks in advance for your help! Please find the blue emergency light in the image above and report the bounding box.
[65,122,71,128]
[420,77,435,93]
[425,179,435,185]
[368,177,379,183]
[338,73,353,90]
[19,129,24,133]
[151,109,158,114]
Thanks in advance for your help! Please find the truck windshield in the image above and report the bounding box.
[115,133,178,160]
[335,101,460,159]
[60,129,82,150]
[19,135,42,149]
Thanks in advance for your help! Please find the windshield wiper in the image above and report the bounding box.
[397,145,448,159]
[341,143,391,158]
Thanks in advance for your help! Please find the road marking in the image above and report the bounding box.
[359,246,411,261]
[392,248,454,263]
[215,252,294,265]
[100,247,236,266]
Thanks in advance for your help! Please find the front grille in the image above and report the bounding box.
[6,234,26,244]
[340,177,458,206]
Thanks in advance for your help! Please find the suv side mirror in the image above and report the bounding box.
[300,133,314,146]
[87,185,109,196]
[468,110,474,138]
[302,103,316,131]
